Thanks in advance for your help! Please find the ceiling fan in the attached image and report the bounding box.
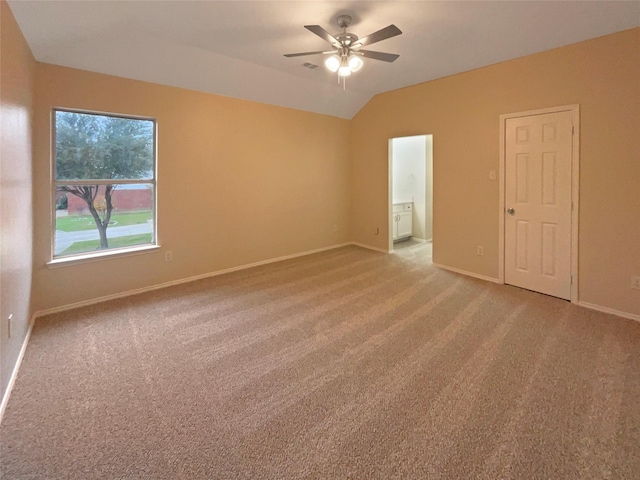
[284,15,402,87]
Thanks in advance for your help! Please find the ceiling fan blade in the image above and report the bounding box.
[358,50,400,62]
[284,50,332,58]
[355,25,402,47]
[304,25,339,45]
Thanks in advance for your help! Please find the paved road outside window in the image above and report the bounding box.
[55,223,153,254]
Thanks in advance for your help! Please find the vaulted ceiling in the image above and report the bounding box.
[8,1,640,119]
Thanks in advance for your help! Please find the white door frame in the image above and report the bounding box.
[498,105,580,303]
[388,139,395,252]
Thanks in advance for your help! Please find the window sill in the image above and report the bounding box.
[47,244,160,269]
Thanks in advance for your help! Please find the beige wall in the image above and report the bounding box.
[351,28,640,317]
[0,0,35,401]
[33,65,350,312]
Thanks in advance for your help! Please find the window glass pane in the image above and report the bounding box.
[55,110,154,181]
[54,184,154,257]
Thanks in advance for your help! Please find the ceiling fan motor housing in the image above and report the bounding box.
[335,33,359,47]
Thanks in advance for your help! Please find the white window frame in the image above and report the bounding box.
[49,108,159,266]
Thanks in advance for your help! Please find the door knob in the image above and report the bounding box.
[506,208,515,215]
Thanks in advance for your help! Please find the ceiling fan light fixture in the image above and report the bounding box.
[348,55,364,72]
[338,65,352,77]
[325,55,341,72]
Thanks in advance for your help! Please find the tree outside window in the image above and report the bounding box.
[53,110,156,258]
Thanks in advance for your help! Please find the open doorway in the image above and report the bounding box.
[388,135,433,256]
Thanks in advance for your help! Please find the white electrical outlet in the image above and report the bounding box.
[632,276,640,290]
[165,250,173,262]
[476,245,484,256]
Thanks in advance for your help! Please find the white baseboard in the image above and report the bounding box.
[35,242,353,318]
[0,313,36,425]
[351,242,391,254]
[578,301,640,322]
[432,262,501,284]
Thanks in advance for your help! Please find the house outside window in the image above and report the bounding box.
[52,109,157,259]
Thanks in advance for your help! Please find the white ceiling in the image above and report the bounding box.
[8,1,640,119]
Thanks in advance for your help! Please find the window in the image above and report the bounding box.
[53,109,156,259]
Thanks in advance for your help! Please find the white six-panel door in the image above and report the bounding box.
[504,111,573,300]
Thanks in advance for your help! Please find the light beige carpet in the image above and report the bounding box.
[1,244,639,479]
